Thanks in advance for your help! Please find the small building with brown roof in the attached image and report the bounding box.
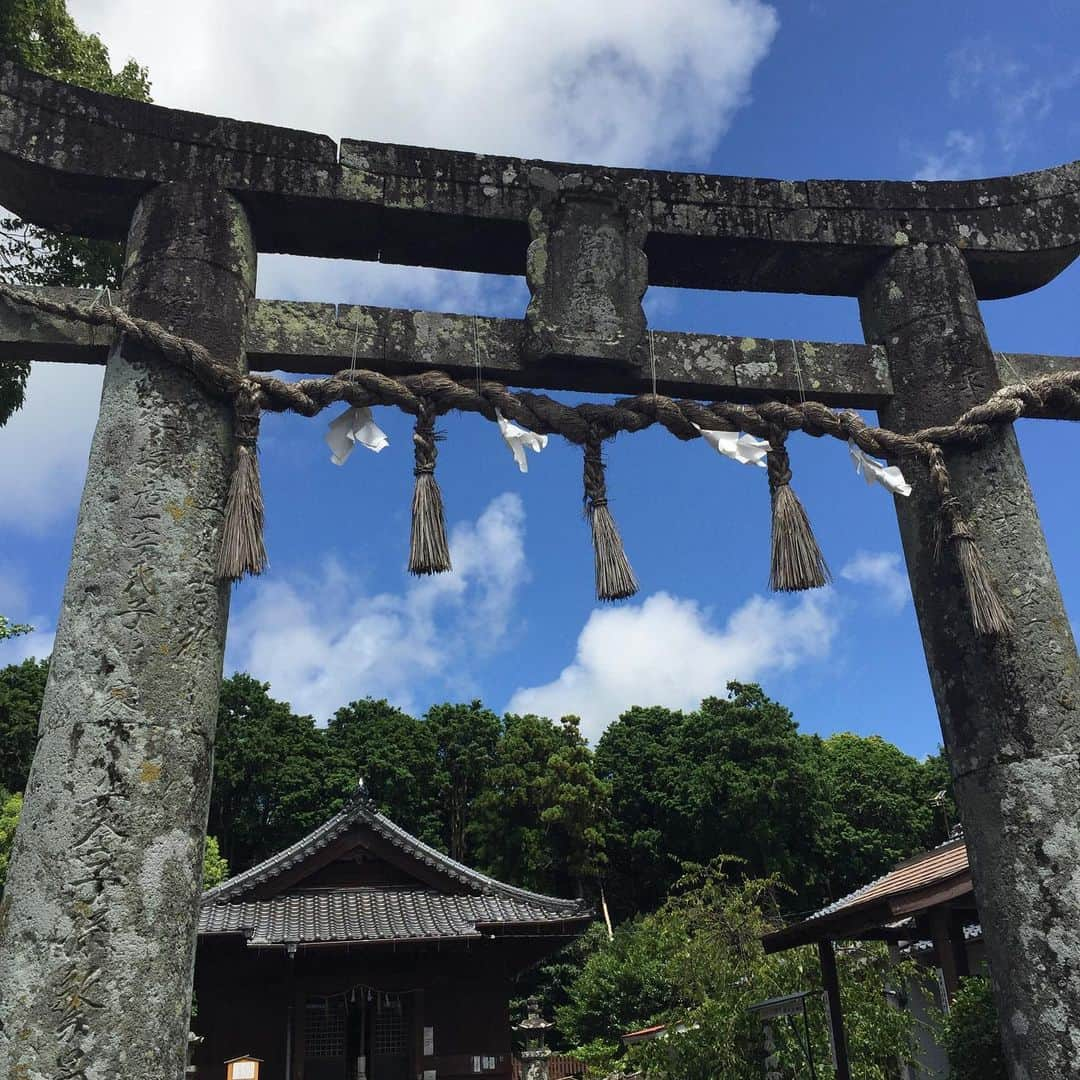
[762,835,982,1079]
[194,789,592,1080]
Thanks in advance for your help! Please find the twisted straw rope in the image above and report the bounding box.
[3,282,1075,465]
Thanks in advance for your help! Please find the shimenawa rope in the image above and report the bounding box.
[3,281,1067,634]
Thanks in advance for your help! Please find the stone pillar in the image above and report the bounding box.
[520,1049,550,1080]
[860,242,1080,1080]
[0,183,255,1080]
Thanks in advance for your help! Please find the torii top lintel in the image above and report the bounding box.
[2,60,1079,300]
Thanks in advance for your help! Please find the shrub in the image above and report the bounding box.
[941,976,1006,1080]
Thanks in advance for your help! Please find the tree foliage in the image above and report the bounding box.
[0,790,22,892]
[941,976,1007,1080]
[0,656,48,793]
[325,697,443,847]
[0,615,32,640]
[424,700,501,862]
[476,713,609,897]
[0,0,152,425]
[595,684,833,915]
[201,835,229,889]
[559,862,921,1080]
[816,732,946,900]
[207,674,350,871]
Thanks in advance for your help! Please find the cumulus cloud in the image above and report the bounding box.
[506,590,836,742]
[70,0,778,168]
[226,493,528,721]
[839,550,909,612]
[0,362,102,532]
[11,3,776,527]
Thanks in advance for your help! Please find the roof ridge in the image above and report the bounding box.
[804,836,969,923]
[202,791,586,914]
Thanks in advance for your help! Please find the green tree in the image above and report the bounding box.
[475,713,609,897]
[0,790,22,892]
[941,976,1007,1080]
[0,615,32,640]
[0,656,48,793]
[424,700,500,863]
[817,732,946,901]
[325,697,442,846]
[559,862,921,1080]
[595,684,831,916]
[0,0,152,425]
[202,835,229,889]
[207,674,349,871]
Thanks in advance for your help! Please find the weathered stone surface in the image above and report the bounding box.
[523,169,649,366]
[861,242,1080,1080]
[0,289,895,404]
[2,62,1079,296]
[0,185,254,1080]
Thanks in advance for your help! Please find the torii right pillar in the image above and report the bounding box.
[861,241,1080,1078]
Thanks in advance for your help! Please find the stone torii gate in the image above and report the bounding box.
[0,61,1078,1080]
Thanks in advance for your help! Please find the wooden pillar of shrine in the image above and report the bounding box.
[0,183,254,1079]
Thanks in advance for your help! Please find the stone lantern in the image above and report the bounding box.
[515,998,554,1080]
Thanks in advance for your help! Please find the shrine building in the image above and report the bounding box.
[194,790,592,1080]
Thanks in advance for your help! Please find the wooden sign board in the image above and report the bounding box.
[225,1056,262,1080]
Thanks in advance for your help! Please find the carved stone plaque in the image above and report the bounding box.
[524,168,649,366]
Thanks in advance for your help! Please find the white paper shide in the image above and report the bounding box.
[848,439,912,497]
[326,406,389,465]
[496,410,548,473]
[694,424,771,468]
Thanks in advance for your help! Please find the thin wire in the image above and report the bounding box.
[89,286,113,348]
[473,316,483,396]
[350,311,360,372]
[791,339,806,404]
[996,350,1029,390]
[649,329,657,399]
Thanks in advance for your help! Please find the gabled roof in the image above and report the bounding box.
[763,838,973,952]
[200,790,591,947]
[200,890,584,946]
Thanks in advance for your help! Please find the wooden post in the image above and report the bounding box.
[818,939,852,1080]
[0,183,255,1079]
[930,908,960,1002]
[860,242,1080,1080]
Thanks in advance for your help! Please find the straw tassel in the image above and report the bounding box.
[767,437,830,591]
[409,401,452,575]
[583,437,637,601]
[928,448,1011,637]
[218,383,267,582]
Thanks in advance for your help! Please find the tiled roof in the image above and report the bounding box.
[762,838,973,951]
[200,789,591,945]
[806,837,969,923]
[199,888,588,945]
[203,789,585,914]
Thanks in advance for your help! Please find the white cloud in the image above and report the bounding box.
[226,492,529,721]
[944,38,1080,162]
[840,550,909,612]
[9,2,777,527]
[0,362,102,532]
[70,0,778,168]
[506,590,836,742]
[913,129,984,181]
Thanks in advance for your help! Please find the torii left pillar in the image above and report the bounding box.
[0,183,254,1080]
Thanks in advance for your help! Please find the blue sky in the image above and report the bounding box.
[2,0,1079,755]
